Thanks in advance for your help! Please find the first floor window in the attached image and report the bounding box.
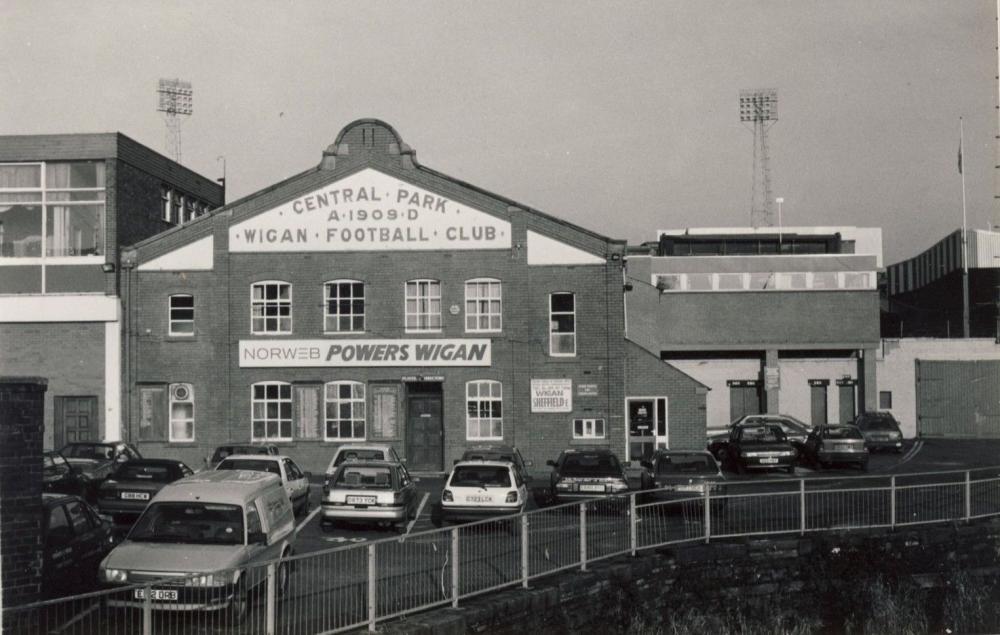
[549,292,576,356]
[251,281,292,333]
[324,280,365,332]
[168,294,194,335]
[252,382,292,440]
[573,418,605,439]
[405,279,441,331]
[325,381,366,440]
[169,383,194,441]
[465,278,502,332]
[466,380,502,440]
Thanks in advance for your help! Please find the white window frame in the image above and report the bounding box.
[168,383,195,442]
[549,292,576,357]
[324,279,366,334]
[168,294,195,336]
[251,280,292,334]
[324,381,366,441]
[573,418,606,440]
[404,279,442,333]
[464,278,502,333]
[466,380,503,441]
[161,186,171,222]
[251,381,293,442]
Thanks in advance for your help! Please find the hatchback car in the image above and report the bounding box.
[709,414,811,451]
[321,460,417,531]
[854,411,904,453]
[205,443,280,470]
[644,450,726,500]
[709,423,798,474]
[43,493,117,598]
[215,455,311,516]
[801,424,869,470]
[43,450,88,497]
[458,445,532,483]
[437,460,528,525]
[547,449,630,503]
[97,459,194,522]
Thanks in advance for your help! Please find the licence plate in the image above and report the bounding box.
[676,484,703,492]
[121,492,149,500]
[834,444,853,451]
[759,458,779,464]
[466,495,492,503]
[134,588,177,601]
[579,484,605,492]
[347,495,377,505]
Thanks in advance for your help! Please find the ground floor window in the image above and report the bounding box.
[325,381,366,440]
[252,382,292,441]
[879,390,893,410]
[169,383,194,441]
[466,380,502,440]
[573,418,605,439]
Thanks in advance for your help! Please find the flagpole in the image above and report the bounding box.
[960,117,970,338]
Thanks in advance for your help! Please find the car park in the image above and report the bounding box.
[458,445,533,483]
[321,460,417,531]
[204,443,280,471]
[43,493,117,598]
[43,450,88,497]
[215,454,311,516]
[547,449,631,503]
[854,411,904,453]
[325,444,405,477]
[801,424,869,470]
[709,423,798,474]
[643,450,726,500]
[99,470,296,621]
[97,459,194,522]
[57,442,143,500]
[436,460,527,525]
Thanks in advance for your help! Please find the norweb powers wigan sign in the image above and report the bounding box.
[229,168,512,252]
[238,339,492,368]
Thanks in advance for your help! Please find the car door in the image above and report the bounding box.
[44,503,77,592]
[513,466,528,508]
[64,498,106,576]
[395,466,414,516]
[282,459,307,504]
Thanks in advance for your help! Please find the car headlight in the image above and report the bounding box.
[889,431,901,439]
[103,568,128,583]
[555,482,572,490]
[185,571,238,587]
[609,481,629,492]
[778,450,796,457]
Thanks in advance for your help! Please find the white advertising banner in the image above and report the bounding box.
[239,339,492,368]
[531,378,573,413]
[229,168,512,252]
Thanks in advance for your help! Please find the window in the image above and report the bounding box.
[65,500,95,534]
[653,274,682,292]
[246,503,262,537]
[169,383,195,442]
[161,186,171,222]
[573,418,606,439]
[324,280,365,332]
[251,281,292,334]
[405,279,441,332]
[879,391,893,410]
[466,380,502,440]
[172,193,182,225]
[549,293,576,356]
[465,278,502,332]
[717,273,744,290]
[325,381,366,441]
[687,273,713,291]
[184,197,196,224]
[252,382,292,441]
[168,294,194,335]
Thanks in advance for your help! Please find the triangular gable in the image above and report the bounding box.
[137,235,214,271]
[229,167,512,253]
[526,230,604,266]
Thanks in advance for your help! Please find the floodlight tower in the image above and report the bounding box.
[157,79,193,163]
[739,89,778,228]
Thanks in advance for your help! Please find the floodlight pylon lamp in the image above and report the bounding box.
[738,89,778,122]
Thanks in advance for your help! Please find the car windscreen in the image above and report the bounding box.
[462,451,515,464]
[216,459,281,476]
[334,466,394,489]
[656,455,717,475]
[738,426,787,444]
[334,449,386,467]
[61,444,114,460]
[822,427,864,440]
[559,454,622,478]
[129,502,244,545]
[112,463,176,482]
[450,466,511,487]
[857,416,897,430]
[44,454,68,469]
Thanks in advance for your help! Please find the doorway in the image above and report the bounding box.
[728,380,762,421]
[809,380,829,425]
[54,396,98,448]
[404,382,443,472]
[838,380,857,424]
[626,397,667,461]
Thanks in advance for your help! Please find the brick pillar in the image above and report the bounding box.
[1,377,47,625]
[764,349,780,414]
[859,348,878,413]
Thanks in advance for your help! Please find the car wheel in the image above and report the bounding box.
[276,559,290,598]
[228,580,249,626]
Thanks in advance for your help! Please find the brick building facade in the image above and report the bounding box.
[121,119,706,473]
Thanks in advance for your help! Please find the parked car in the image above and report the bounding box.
[97,459,194,522]
[801,424,869,470]
[643,450,726,500]
[215,454,311,516]
[547,449,630,503]
[325,444,405,477]
[709,423,798,474]
[43,450,88,497]
[100,470,296,622]
[43,493,117,598]
[58,442,143,499]
[458,444,532,483]
[709,414,811,451]
[321,460,417,531]
[436,460,528,526]
[205,443,280,470]
[854,411,904,453]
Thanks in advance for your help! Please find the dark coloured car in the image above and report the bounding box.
[43,450,88,497]
[709,414,811,452]
[802,424,869,470]
[205,443,280,470]
[97,459,194,522]
[547,449,630,503]
[459,444,533,484]
[43,493,117,598]
[709,423,798,474]
[58,442,143,499]
[854,412,904,453]
[644,450,726,500]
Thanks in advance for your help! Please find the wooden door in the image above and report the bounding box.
[54,396,97,448]
[405,395,443,472]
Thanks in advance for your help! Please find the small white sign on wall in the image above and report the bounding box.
[531,378,573,413]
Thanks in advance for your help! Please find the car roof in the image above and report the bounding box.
[464,444,517,453]
[335,460,399,469]
[217,454,294,463]
[156,470,282,505]
[652,449,714,457]
[117,458,185,467]
[42,492,82,505]
[452,460,514,469]
[61,441,117,447]
[560,448,614,455]
[334,444,395,453]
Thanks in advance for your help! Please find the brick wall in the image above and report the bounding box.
[624,340,707,450]
[0,377,46,617]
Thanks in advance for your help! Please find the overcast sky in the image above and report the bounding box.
[2,1,995,263]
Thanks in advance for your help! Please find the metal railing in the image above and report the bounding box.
[6,467,1000,635]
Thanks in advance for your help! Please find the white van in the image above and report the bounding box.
[99,470,295,620]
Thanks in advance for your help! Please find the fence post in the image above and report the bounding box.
[890,475,896,529]
[521,514,530,588]
[629,493,638,556]
[266,562,277,635]
[142,583,152,635]
[800,479,806,536]
[703,484,711,544]
[451,527,460,608]
[579,503,588,571]
[965,471,972,521]
[367,544,376,632]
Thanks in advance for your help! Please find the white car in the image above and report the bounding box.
[215,455,310,516]
[436,460,527,526]
[325,444,406,478]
